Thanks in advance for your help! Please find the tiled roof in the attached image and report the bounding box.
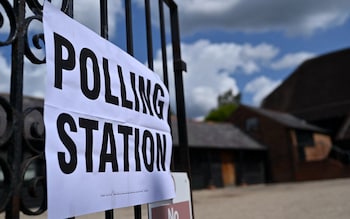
[171,117,265,150]
[241,105,328,133]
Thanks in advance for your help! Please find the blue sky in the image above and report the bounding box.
[1,0,350,119]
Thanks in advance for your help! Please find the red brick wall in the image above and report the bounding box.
[295,159,350,181]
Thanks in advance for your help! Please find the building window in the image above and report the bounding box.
[296,130,314,147]
[295,130,314,161]
[246,117,259,132]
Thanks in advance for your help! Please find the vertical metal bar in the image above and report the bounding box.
[132,1,155,217]
[125,0,134,56]
[105,210,114,219]
[144,0,154,70]
[169,1,190,174]
[168,3,194,218]
[158,0,169,88]
[66,0,74,17]
[131,1,155,218]
[99,1,114,218]
[134,205,142,219]
[158,0,175,172]
[100,0,108,39]
[6,0,26,218]
[125,1,142,218]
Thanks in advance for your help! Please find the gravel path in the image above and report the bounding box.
[4,178,350,218]
[192,178,350,219]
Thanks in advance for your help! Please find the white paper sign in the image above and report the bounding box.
[43,2,175,218]
[149,173,193,219]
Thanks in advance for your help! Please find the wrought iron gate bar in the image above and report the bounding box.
[144,0,154,70]
[7,0,26,218]
[98,1,114,218]
[125,0,134,56]
[100,0,108,40]
[0,0,190,218]
[158,0,169,89]
[168,1,190,173]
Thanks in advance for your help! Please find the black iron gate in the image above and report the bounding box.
[0,0,190,218]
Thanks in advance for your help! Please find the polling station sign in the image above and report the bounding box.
[43,2,175,218]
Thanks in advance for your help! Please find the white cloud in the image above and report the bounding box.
[154,39,279,118]
[244,76,281,106]
[23,58,46,98]
[183,39,278,75]
[74,1,123,37]
[181,0,240,14]
[271,52,315,70]
[290,10,349,36]
[177,0,350,36]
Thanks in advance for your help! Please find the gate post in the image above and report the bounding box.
[6,0,26,218]
[168,1,191,178]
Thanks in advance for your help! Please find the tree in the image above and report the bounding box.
[218,89,240,106]
[205,103,238,122]
[205,90,240,122]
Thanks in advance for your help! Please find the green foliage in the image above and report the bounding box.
[205,103,238,122]
[205,89,241,122]
[218,90,240,106]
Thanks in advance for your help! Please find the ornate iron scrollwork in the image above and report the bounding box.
[0,0,17,46]
[0,155,12,212]
[0,96,13,148]
[0,97,13,212]
[20,105,46,214]
[20,154,47,215]
[24,15,45,64]
[23,106,45,156]
[0,0,49,216]
[22,0,72,64]
[26,0,71,16]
